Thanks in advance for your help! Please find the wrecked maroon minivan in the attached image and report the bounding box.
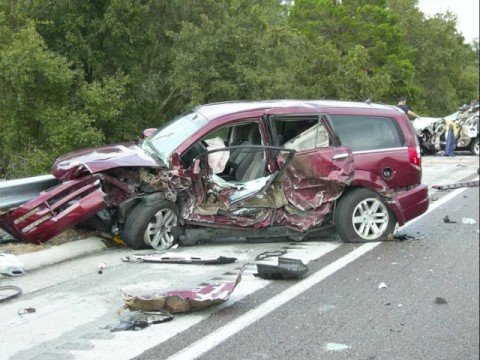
[0,100,429,249]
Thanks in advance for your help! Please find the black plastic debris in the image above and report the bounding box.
[254,258,309,280]
[434,297,448,305]
[443,215,457,224]
[110,311,174,331]
[122,253,237,265]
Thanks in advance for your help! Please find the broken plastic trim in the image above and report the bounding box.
[0,285,23,303]
[110,311,174,331]
[254,257,309,280]
[122,253,237,265]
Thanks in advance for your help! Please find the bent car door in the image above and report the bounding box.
[267,114,355,231]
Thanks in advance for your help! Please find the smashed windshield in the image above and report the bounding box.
[143,111,209,166]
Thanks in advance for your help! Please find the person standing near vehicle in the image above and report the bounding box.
[397,96,419,120]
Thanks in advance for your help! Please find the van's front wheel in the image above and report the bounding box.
[122,200,180,250]
[335,188,396,243]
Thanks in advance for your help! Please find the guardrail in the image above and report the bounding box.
[0,175,59,211]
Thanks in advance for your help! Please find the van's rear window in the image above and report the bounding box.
[329,115,405,151]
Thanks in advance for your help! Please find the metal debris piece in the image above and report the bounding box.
[110,311,174,331]
[122,253,237,265]
[461,217,476,225]
[254,257,308,280]
[121,270,242,313]
[443,215,457,224]
[18,307,36,316]
[432,180,479,191]
[0,253,25,276]
[255,250,287,261]
[0,285,22,303]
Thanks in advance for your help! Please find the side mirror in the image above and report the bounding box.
[142,128,157,138]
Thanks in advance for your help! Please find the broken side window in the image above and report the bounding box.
[271,116,330,151]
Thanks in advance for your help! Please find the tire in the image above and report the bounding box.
[334,188,396,243]
[122,200,180,250]
[469,138,479,156]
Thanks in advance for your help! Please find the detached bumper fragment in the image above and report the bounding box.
[0,176,106,244]
[254,257,309,280]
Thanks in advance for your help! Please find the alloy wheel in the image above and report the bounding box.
[351,197,389,240]
[143,208,178,249]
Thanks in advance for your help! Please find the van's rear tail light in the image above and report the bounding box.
[408,145,421,167]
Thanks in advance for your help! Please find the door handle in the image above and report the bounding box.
[333,153,349,160]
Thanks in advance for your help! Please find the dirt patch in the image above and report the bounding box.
[0,229,105,255]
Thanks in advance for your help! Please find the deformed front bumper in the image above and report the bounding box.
[0,176,107,244]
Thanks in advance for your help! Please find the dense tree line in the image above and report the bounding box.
[0,0,478,178]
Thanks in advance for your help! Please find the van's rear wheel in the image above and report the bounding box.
[335,188,396,243]
[122,200,180,250]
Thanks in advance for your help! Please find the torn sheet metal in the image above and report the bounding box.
[0,253,25,276]
[122,253,237,265]
[254,258,309,280]
[121,270,242,313]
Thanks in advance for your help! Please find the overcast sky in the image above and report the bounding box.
[417,0,479,43]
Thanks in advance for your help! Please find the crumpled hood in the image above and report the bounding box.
[51,143,162,180]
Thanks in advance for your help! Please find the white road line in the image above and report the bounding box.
[166,242,380,360]
[167,182,475,360]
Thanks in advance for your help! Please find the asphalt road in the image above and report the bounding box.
[0,155,478,360]
[136,187,479,360]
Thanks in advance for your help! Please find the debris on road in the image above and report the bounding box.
[254,257,308,280]
[432,180,479,191]
[97,262,106,274]
[121,253,237,265]
[324,343,350,352]
[378,282,388,289]
[443,215,457,224]
[120,270,242,313]
[387,233,423,242]
[18,307,36,316]
[255,250,287,261]
[0,285,22,303]
[110,311,174,331]
[434,297,448,305]
[461,217,477,225]
[0,253,25,276]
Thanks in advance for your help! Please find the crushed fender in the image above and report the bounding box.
[254,257,308,280]
[120,270,242,313]
[121,253,237,265]
[110,311,174,331]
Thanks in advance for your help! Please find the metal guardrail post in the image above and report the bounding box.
[0,175,60,211]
